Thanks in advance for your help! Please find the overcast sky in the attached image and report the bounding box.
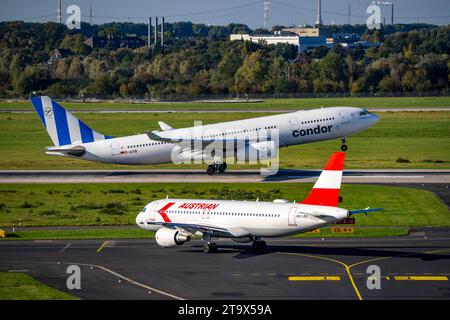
[1,0,449,27]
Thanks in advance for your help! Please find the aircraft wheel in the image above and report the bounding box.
[207,165,216,175]
[218,163,227,173]
[252,240,266,251]
[203,243,217,253]
[259,240,267,250]
[341,144,348,152]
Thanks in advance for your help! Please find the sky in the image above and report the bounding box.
[0,0,449,28]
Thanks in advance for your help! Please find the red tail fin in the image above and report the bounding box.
[301,152,346,207]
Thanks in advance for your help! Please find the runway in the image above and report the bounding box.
[1,230,449,300]
[1,169,450,184]
[1,108,450,114]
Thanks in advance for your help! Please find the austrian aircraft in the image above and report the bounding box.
[31,96,379,174]
[136,152,382,253]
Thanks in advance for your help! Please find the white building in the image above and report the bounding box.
[230,33,328,53]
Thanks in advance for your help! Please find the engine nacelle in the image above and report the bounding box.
[237,141,277,161]
[231,236,254,243]
[155,228,191,248]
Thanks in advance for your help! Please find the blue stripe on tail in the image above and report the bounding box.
[52,100,71,146]
[79,120,94,143]
[31,97,46,127]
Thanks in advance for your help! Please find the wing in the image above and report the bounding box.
[147,131,241,145]
[147,220,250,238]
[158,121,174,131]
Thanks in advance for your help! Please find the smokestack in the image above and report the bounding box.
[148,17,152,48]
[56,0,62,23]
[161,17,164,47]
[154,17,158,45]
[348,2,351,25]
[391,3,394,25]
[89,6,93,25]
[315,0,323,26]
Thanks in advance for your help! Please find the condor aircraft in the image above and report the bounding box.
[31,96,379,174]
[136,152,382,253]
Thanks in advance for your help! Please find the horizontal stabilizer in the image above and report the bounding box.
[349,208,384,215]
[158,121,174,131]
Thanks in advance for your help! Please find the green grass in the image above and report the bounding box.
[0,183,448,229]
[0,272,79,300]
[0,111,449,169]
[1,96,450,111]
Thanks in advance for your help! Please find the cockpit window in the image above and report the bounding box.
[359,109,370,116]
[142,207,146,212]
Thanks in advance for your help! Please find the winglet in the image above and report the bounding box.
[301,152,346,207]
[158,121,174,131]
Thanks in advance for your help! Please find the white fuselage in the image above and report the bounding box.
[136,198,349,239]
[50,107,379,165]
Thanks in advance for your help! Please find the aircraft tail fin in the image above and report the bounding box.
[30,96,112,147]
[300,152,346,207]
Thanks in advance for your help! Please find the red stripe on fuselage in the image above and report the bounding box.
[323,152,346,171]
[300,188,340,207]
[157,202,175,222]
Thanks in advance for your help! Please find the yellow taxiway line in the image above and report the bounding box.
[394,276,448,281]
[289,276,341,281]
[96,240,109,253]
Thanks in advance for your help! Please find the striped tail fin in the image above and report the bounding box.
[301,152,346,207]
[31,96,112,147]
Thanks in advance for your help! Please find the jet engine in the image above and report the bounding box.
[236,140,277,161]
[155,228,191,247]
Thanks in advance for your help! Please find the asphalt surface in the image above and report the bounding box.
[1,169,450,184]
[1,232,450,300]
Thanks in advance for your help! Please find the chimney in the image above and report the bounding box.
[56,0,62,23]
[315,0,323,26]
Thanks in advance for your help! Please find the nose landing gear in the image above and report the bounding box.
[341,137,348,152]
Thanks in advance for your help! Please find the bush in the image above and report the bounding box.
[396,157,411,163]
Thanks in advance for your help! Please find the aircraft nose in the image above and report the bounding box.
[136,211,145,228]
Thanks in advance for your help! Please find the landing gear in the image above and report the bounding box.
[218,163,227,173]
[251,240,267,251]
[207,165,216,175]
[202,242,218,253]
[341,137,348,152]
[206,162,227,175]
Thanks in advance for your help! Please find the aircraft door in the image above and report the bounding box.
[110,143,121,156]
[289,117,299,132]
[149,202,159,221]
[288,207,297,226]
[339,112,350,125]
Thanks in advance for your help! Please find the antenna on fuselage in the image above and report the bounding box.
[166,195,169,199]
[256,198,259,202]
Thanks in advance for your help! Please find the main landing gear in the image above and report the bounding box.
[341,137,348,152]
[206,162,227,175]
[202,242,218,253]
[251,240,267,251]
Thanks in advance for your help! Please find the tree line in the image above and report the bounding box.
[0,21,448,98]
